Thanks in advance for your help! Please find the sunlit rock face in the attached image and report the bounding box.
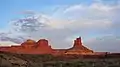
[0,39,53,54]
[35,39,53,54]
[21,39,36,48]
[0,37,94,55]
[65,37,93,55]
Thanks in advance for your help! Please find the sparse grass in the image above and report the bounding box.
[0,51,120,67]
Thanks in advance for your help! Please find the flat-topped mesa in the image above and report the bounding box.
[0,37,94,55]
[36,39,52,48]
[35,39,53,54]
[37,39,48,47]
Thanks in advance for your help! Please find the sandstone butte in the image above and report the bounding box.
[0,37,108,55]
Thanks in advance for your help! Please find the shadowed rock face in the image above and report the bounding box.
[72,37,93,51]
[62,37,93,55]
[0,37,93,55]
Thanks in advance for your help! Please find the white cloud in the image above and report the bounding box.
[85,35,120,52]
[0,1,120,52]
[50,2,119,31]
[0,41,20,46]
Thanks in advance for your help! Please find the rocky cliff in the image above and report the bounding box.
[0,37,93,55]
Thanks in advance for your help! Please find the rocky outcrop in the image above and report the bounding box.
[65,37,93,55]
[0,39,53,54]
[0,37,93,55]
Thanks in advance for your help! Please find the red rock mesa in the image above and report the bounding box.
[0,37,94,55]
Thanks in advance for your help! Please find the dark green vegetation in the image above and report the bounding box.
[0,51,120,67]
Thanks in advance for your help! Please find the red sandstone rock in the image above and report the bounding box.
[64,37,93,55]
[0,37,93,55]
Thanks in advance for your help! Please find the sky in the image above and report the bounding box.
[0,0,120,52]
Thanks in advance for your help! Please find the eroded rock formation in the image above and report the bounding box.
[0,37,93,55]
[64,37,93,55]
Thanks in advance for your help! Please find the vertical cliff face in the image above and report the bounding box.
[21,39,53,54]
[72,37,92,50]
[0,39,53,54]
[37,39,49,48]
[73,37,82,48]
[0,37,94,55]
[36,39,53,54]
[65,37,93,55]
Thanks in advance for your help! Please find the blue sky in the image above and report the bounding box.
[0,0,93,29]
[0,0,120,52]
[0,0,116,28]
[0,0,118,28]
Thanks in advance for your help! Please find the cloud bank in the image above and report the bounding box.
[0,0,120,52]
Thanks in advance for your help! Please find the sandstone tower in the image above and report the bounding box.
[64,37,93,55]
[0,37,93,55]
